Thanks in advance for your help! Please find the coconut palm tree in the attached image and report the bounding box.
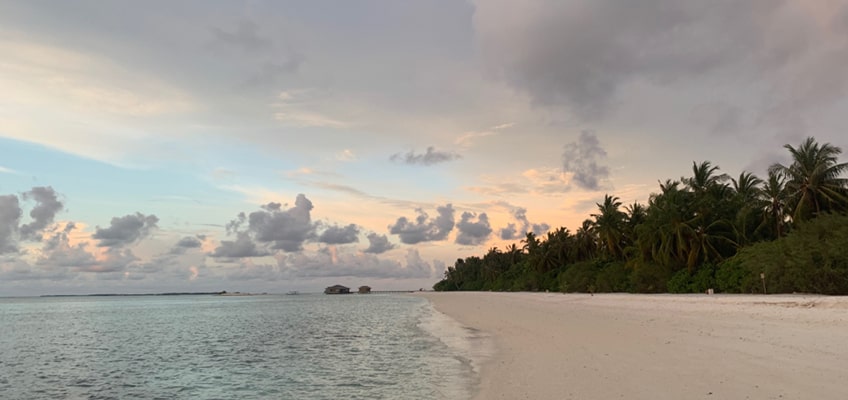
[731,171,763,202]
[684,161,729,194]
[575,219,597,261]
[591,194,626,259]
[769,137,848,221]
[757,170,789,239]
[731,171,764,245]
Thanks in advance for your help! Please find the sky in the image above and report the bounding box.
[2,0,847,296]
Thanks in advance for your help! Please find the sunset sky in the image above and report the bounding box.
[2,0,847,295]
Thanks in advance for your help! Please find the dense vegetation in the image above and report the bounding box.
[434,137,848,294]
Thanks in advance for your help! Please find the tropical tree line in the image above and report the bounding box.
[434,137,848,294]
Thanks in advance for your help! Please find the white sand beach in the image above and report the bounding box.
[419,292,848,400]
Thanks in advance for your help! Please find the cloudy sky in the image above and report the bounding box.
[2,0,847,295]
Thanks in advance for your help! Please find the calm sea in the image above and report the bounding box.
[0,294,488,399]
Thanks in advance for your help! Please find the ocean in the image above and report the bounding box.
[0,293,488,399]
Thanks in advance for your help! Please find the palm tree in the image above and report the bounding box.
[758,170,788,238]
[731,171,763,202]
[575,219,597,261]
[505,243,522,264]
[591,194,626,259]
[769,137,848,221]
[731,171,764,245]
[622,202,646,259]
[521,232,540,254]
[684,161,729,194]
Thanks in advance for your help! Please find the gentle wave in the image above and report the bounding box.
[1,294,480,399]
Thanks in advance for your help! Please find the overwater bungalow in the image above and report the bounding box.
[358,286,371,294]
[324,284,351,294]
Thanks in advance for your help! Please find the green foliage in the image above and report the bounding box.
[593,261,630,292]
[667,264,716,293]
[628,261,670,293]
[666,269,692,293]
[431,137,848,295]
[558,261,600,292]
[720,213,848,294]
[715,257,755,293]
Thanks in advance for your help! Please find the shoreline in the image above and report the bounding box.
[418,292,848,400]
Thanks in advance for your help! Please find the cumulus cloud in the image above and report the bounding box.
[0,195,22,254]
[390,146,462,166]
[364,232,395,254]
[249,195,315,251]
[93,212,159,247]
[38,223,97,268]
[562,130,609,191]
[211,194,316,258]
[500,207,551,240]
[455,212,492,246]
[0,187,65,253]
[169,235,205,255]
[177,236,203,248]
[388,204,455,244]
[87,248,139,274]
[318,223,360,245]
[211,232,271,260]
[19,186,63,241]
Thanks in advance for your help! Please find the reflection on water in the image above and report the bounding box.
[0,294,480,399]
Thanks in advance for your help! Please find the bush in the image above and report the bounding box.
[558,261,599,292]
[667,264,717,293]
[667,268,692,293]
[628,261,670,293]
[594,261,631,292]
[728,213,848,294]
[715,257,756,293]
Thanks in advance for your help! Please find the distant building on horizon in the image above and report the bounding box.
[324,284,351,294]
[358,286,371,294]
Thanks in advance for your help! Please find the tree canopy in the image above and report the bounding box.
[434,137,848,294]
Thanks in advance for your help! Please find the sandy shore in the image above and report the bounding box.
[418,292,848,400]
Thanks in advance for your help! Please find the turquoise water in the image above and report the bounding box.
[0,294,483,399]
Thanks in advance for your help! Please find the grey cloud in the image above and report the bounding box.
[318,224,360,245]
[0,257,73,282]
[249,195,315,251]
[210,232,270,260]
[402,249,436,279]
[389,204,455,244]
[43,247,99,269]
[38,225,97,269]
[390,146,461,166]
[690,102,743,135]
[20,186,63,241]
[273,248,434,279]
[455,212,492,246]
[475,0,783,119]
[93,212,159,247]
[364,233,395,254]
[262,202,282,211]
[0,195,22,254]
[211,21,272,53]
[500,207,551,240]
[83,248,139,273]
[212,194,316,258]
[169,235,204,255]
[226,262,283,282]
[562,130,609,190]
[211,20,302,88]
[226,212,246,235]
[176,236,203,248]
